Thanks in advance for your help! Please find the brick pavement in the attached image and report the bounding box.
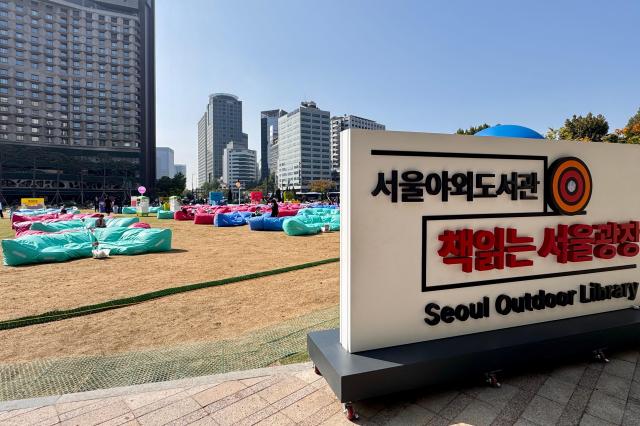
[2,351,640,425]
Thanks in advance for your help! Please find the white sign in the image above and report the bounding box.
[340,129,640,353]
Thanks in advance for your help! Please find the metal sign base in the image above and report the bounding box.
[308,308,640,404]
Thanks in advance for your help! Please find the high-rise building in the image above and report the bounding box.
[260,109,285,181]
[155,147,174,179]
[222,141,257,187]
[267,136,278,184]
[277,101,330,191]
[197,112,208,185]
[174,163,185,177]
[197,93,243,186]
[330,115,385,176]
[0,0,155,203]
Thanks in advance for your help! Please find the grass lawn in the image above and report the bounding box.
[0,212,339,363]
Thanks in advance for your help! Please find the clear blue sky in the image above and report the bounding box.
[155,0,640,188]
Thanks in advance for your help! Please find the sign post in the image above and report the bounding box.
[308,129,640,416]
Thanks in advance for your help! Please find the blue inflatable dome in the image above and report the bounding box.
[474,125,544,139]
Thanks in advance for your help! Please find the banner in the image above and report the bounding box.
[21,198,45,209]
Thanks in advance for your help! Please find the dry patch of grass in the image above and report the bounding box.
[0,214,340,362]
[0,216,339,321]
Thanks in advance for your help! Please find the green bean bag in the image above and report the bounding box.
[121,206,137,214]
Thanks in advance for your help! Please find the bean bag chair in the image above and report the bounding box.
[283,218,322,236]
[247,215,287,231]
[157,210,174,219]
[92,227,172,256]
[11,213,58,228]
[129,222,151,229]
[274,209,298,217]
[2,227,173,266]
[16,228,85,238]
[149,206,162,214]
[282,210,340,236]
[30,219,86,233]
[214,212,248,227]
[121,206,137,214]
[82,217,139,228]
[174,210,194,221]
[194,213,214,225]
[2,231,95,265]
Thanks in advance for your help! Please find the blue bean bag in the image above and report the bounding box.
[247,215,287,231]
[214,212,248,227]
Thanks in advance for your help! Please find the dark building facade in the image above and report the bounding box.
[259,108,285,181]
[0,0,155,204]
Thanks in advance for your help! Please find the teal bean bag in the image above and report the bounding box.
[157,210,174,219]
[2,227,173,266]
[84,217,140,228]
[30,220,86,232]
[282,209,340,236]
[121,206,137,214]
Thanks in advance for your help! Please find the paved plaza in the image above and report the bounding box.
[3,348,640,425]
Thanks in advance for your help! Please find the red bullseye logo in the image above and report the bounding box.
[547,157,592,215]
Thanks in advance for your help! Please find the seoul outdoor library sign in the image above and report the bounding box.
[309,129,640,409]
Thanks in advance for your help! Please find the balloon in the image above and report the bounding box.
[138,186,146,195]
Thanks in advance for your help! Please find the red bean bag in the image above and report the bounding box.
[276,209,298,217]
[194,213,214,225]
[11,213,58,228]
[174,210,194,221]
[128,222,151,229]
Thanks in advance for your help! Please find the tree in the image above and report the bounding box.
[155,176,173,197]
[171,172,186,194]
[456,123,491,135]
[617,108,640,144]
[553,113,609,142]
[309,179,336,195]
[154,173,186,197]
[200,178,220,194]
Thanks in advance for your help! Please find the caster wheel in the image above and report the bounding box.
[593,349,610,363]
[314,365,322,376]
[485,373,501,388]
[343,403,359,421]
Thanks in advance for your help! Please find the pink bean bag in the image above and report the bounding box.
[11,213,58,228]
[276,209,298,217]
[194,213,214,225]
[174,210,194,221]
[129,222,151,229]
